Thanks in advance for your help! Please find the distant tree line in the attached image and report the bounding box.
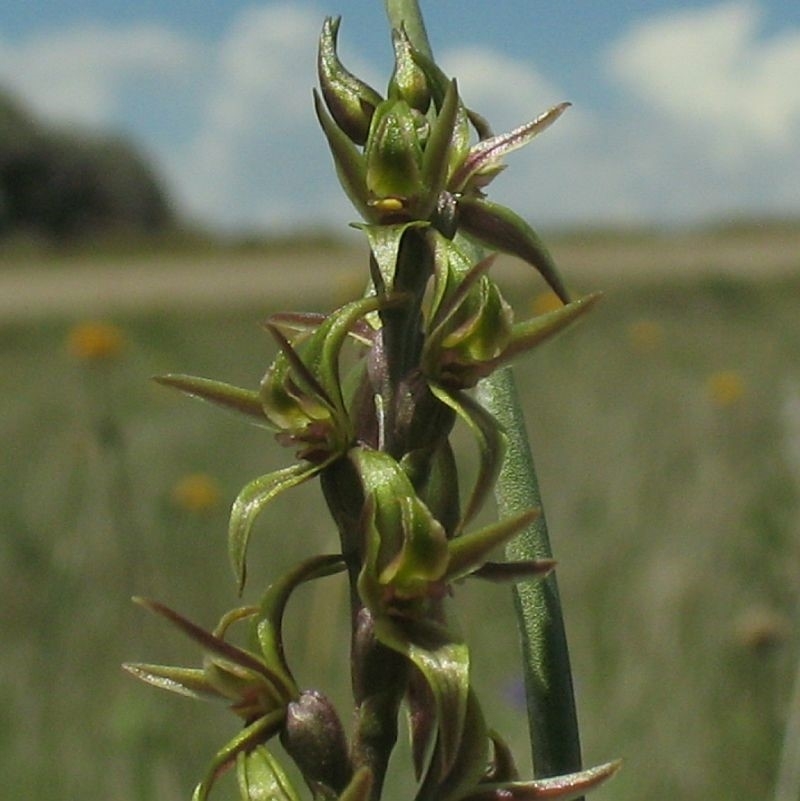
[0,88,174,244]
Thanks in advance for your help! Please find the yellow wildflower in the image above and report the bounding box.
[707,370,746,408]
[171,473,222,514]
[627,319,663,353]
[67,321,126,361]
[733,607,790,652]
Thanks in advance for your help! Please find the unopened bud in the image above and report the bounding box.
[280,690,351,795]
[319,17,383,146]
[388,27,431,113]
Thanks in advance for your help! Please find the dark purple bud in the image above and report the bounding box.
[280,689,351,795]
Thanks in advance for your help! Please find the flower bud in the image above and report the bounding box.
[388,27,431,113]
[280,689,351,795]
[318,17,383,145]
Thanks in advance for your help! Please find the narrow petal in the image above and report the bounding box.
[263,324,335,413]
[267,293,400,424]
[122,663,223,701]
[471,559,556,583]
[316,294,398,414]
[266,311,326,336]
[449,103,570,193]
[424,251,496,359]
[132,597,270,678]
[428,383,505,532]
[445,509,539,582]
[229,462,328,593]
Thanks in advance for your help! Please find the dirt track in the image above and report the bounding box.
[1,230,797,322]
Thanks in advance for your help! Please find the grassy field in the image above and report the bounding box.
[1,244,799,800]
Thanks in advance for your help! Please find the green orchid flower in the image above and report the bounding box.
[422,233,602,390]
[154,293,405,590]
[315,19,571,301]
[348,446,551,609]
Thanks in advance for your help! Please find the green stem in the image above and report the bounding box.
[775,641,800,801]
[476,367,582,780]
[384,0,583,784]
[384,0,433,58]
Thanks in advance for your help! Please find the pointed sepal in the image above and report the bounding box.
[455,292,602,386]
[122,662,223,702]
[314,88,371,219]
[445,509,540,583]
[154,374,269,427]
[457,197,570,303]
[459,759,622,800]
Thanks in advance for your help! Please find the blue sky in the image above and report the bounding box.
[2,1,799,232]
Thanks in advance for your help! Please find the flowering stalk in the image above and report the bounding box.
[125,3,619,800]
[385,0,584,781]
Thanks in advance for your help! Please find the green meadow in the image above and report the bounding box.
[1,235,798,800]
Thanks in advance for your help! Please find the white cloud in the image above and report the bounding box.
[440,45,567,132]
[2,1,798,231]
[431,5,800,227]
[607,1,800,156]
[171,4,344,230]
[595,1,800,223]
[0,23,201,126]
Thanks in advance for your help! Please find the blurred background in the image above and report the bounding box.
[1,2,799,800]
